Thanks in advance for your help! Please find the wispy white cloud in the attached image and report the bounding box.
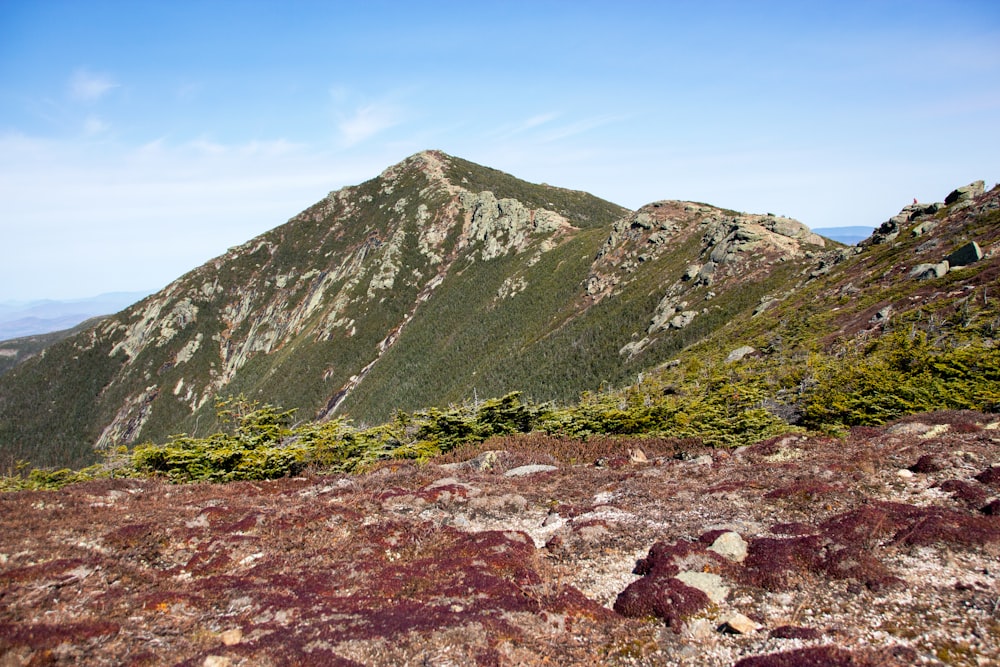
[69,69,118,102]
[520,112,559,131]
[540,115,627,142]
[488,112,561,140]
[336,102,401,147]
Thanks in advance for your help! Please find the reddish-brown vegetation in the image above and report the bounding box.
[2,413,999,664]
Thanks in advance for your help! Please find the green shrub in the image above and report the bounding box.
[803,330,1000,427]
[131,396,306,482]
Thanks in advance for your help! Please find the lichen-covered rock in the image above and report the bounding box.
[726,346,756,363]
[909,260,949,280]
[669,310,697,329]
[945,180,985,206]
[707,531,748,562]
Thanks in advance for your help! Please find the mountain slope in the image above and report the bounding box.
[0,317,108,378]
[0,151,830,469]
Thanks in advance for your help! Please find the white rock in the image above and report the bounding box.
[708,532,748,563]
[504,464,558,477]
[629,448,648,463]
[726,346,756,363]
[718,612,760,634]
[220,628,242,646]
[675,571,729,603]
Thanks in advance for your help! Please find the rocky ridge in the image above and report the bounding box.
[0,151,832,469]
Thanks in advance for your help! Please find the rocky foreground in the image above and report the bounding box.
[2,412,999,666]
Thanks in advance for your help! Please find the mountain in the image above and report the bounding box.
[0,150,835,468]
[0,153,995,471]
[0,292,152,341]
[0,317,107,377]
[811,225,874,245]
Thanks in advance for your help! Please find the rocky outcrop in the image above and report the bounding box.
[909,261,950,280]
[945,180,985,206]
[459,190,571,261]
[947,241,983,267]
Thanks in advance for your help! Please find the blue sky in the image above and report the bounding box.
[1,1,998,301]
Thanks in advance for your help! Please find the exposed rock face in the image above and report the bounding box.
[459,190,571,261]
[669,311,697,329]
[586,200,827,359]
[945,180,985,206]
[909,261,950,280]
[947,240,983,267]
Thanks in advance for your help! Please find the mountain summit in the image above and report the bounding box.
[2,153,994,470]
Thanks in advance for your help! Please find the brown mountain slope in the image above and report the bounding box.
[0,151,829,469]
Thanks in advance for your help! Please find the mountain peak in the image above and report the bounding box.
[1,153,995,471]
[376,149,454,188]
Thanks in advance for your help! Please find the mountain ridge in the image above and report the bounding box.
[0,151,994,470]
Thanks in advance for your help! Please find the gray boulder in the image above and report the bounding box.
[669,311,697,329]
[726,346,756,363]
[946,241,983,268]
[909,261,950,280]
[945,181,985,206]
[911,220,939,237]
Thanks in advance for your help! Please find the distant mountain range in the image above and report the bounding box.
[0,292,152,341]
[0,151,993,469]
[810,226,874,245]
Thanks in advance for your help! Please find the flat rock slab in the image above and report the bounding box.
[504,464,558,477]
[675,571,729,603]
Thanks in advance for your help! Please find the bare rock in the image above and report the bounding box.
[945,180,985,206]
[707,531,748,563]
[909,261,949,280]
[871,305,893,323]
[669,311,697,329]
[726,346,756,363]
[946,241,983,268]
[441,449,504,472]
[675,571,729,603]
[718,612,760,634]
[628,448,648,463]
[219,628,242,646]
[887,422,932,436]
[503,464,558,478]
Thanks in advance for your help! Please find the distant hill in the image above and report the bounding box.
[0,292,152,341]
[812,225,874,245]
[0,317,107,377]
[0,152,993,470]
